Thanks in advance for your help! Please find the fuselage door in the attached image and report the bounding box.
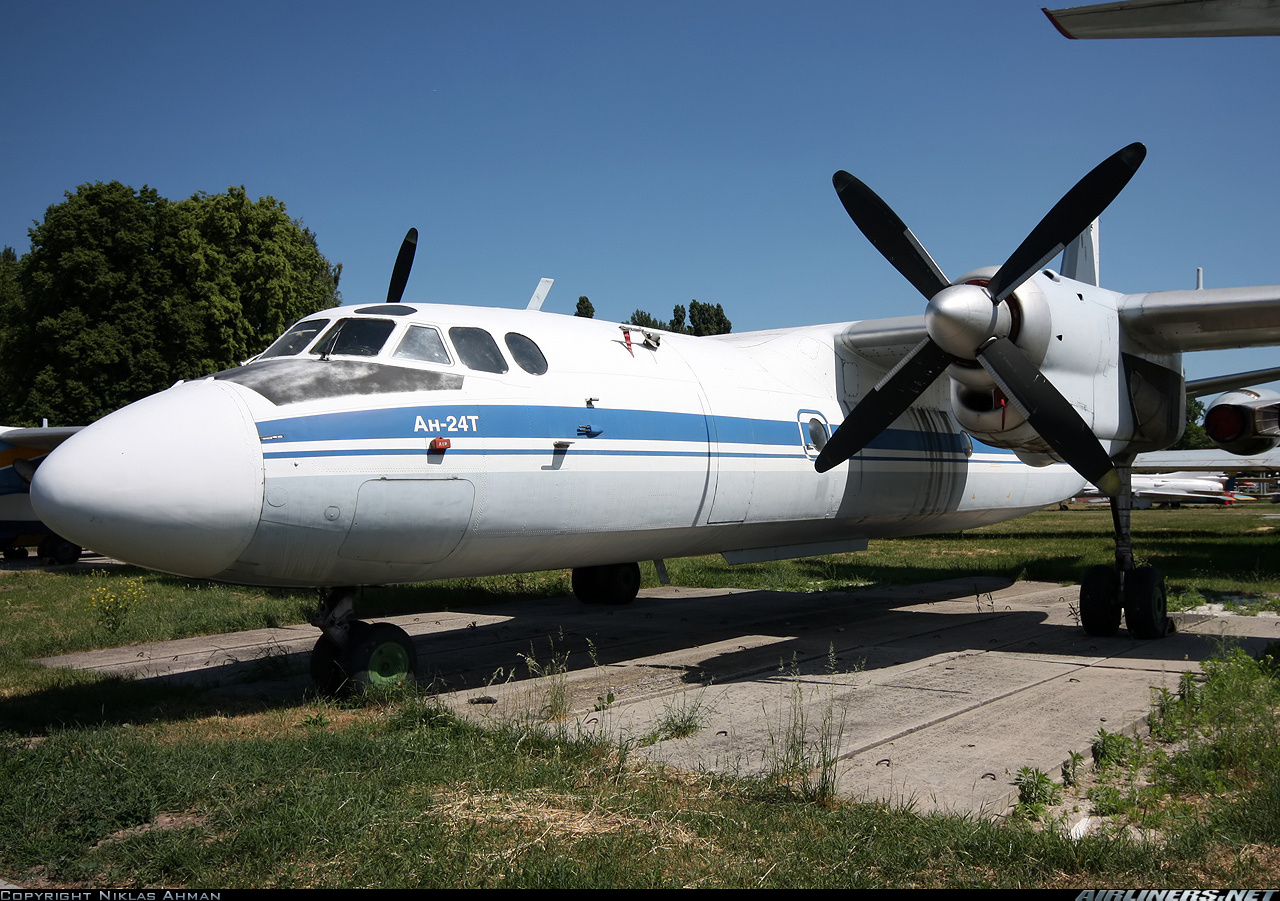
[706,414,756,524]
[339,477,474,564]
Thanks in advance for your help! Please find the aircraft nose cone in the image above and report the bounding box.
[31,380,264,578]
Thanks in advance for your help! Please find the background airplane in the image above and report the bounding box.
[27,144,1280,693]
[1078,471,1248,507]
[0,426,81,563]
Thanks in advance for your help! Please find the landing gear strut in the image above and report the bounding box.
[309,587,417,695]
[1080,463,1169,639]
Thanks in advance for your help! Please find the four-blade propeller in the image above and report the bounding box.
[815,143,1146,498]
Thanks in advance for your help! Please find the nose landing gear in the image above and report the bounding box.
[309,587,418,695]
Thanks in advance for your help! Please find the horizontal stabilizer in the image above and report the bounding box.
[1186,365,1280,398]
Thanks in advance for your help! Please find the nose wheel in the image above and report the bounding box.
[309,588,418,695]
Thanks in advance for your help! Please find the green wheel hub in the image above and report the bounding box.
[366,639,412,687]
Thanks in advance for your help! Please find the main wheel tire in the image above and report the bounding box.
[1124,565,1168,639]
[344,622,417,689]
[1079,564,1121,637]
[572,566,605,604]
[597,561,641,605]
[573,562,641,605]
[36,536,80,565]
[573,563,641,605]
[52,540,81,565]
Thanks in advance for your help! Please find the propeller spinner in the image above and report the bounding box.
[815,143,1147,497]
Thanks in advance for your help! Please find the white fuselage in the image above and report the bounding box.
[31,303,1085,587]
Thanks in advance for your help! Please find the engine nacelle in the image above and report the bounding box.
[1203,387,1280,456]
[947,270,1134,464]
[947,268,1052,449]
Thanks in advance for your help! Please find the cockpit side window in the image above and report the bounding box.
[449,327,509,374]
[310,318,397,357]
[259,318,330,358]
[393,325,452,364]
[504,332,548,375]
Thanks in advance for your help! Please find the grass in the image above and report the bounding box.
[647,503,1280,614]
[2,504,1280,886]
[643,691,711,745]
[4,661,1278,888]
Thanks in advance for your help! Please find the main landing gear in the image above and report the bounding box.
[1079,464,1170,640]
[37,534,82,565]
[309,587,417,695]
[572,562,641,605]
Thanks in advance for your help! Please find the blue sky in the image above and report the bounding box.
[3,1,1278,384]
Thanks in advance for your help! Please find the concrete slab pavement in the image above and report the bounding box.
[31,577,1280,819]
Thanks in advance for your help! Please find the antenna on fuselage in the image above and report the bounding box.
[526,277,554,310]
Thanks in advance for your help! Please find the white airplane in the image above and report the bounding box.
[25,143,1280,691]
[1044,0,1280,39]
[1078,472,1246,506]
[0,426,82,562]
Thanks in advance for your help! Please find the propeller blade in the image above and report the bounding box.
[976,336,1121,495]
[815,338,957,473]
[832,171,950,301]
[987,143,1146,304]
[386,227,419,304]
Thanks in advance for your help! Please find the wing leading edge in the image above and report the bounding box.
[1044,0,1280,39]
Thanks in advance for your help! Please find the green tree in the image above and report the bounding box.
[575,296,594,318]
[0,182,341,425]
[627,309,662,330]
[1171,397,1213,450]
[688,299,731,336]
[628,299,731,336]
[668,304,688,334]
[0,247,18,322]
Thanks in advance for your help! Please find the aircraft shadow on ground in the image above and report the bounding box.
[7,580,1267,735]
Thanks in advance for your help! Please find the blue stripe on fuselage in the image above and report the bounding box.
[255,404,970,457]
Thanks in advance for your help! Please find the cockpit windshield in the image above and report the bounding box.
[258,318,330,358]
[392,325,451,364]
[310,318,397,357]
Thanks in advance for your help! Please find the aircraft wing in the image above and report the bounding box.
[1134,487,1237,502]
[1044,0,1280,39]
[1120,286,1280,353]
[1132,448,1280,472]
[836,315,928,368]
[840,287,1280,361]
[0,426,83,452]
[1,426,83,494]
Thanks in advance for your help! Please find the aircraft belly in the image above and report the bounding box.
[849,455,1083,537]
